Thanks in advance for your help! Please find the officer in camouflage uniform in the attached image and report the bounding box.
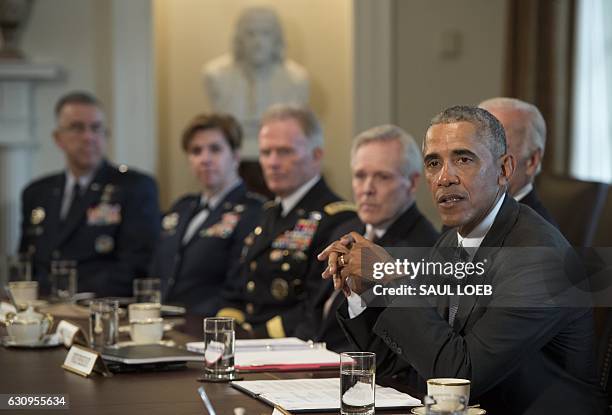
[219,104,356,337]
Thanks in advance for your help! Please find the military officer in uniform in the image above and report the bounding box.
[293,124,439,351]
[150,113,264,315]
[18,91,160,297]
[219,104,356,338]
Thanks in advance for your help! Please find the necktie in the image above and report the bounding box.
[62,182,82,221]
[182,202,210,245]
[448,243,470,326]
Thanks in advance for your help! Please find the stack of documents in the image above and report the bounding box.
[231,378,421,411]
[186,337,340,371]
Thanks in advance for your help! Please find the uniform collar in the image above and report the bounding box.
[513,182,533,202]
[64,169,95,193]
[364,202,413,240]
[276,175,321,217]
[200,178,242,210]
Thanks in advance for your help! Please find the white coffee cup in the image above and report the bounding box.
[8,281,38,306]
[426,378,471,411]
[129,302,161,321]
[130,317,164,344]
[4,307,52,345]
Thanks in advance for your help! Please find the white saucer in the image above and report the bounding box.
[2,334,62,349]
[411,407,486,415]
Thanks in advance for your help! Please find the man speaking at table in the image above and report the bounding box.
[319,106,606,414]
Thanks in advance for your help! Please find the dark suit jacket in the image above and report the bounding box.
[19,160,161,297]
[338,196,606,415]
[221,178,356,337]
[294,204,439,351]
[521,188,558,229]
[150,183,263,316]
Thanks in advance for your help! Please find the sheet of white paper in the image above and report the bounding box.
[231,378,421,411]
[186,337,310,354]
[235,348,339,367]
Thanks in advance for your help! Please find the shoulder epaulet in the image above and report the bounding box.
[263,200,277,210]
[246,192,268,204]
[324,201,356,216]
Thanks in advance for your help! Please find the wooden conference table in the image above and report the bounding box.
[0,313,418,415]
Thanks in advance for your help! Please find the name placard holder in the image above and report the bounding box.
[62,345,111,378]
[55,320,88,347]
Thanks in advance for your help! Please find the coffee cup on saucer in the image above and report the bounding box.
[130,317,163,344]
[426,378,471,412]
[129,302,161,321]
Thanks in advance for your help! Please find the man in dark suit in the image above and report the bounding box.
[150,113,263,315]
[293,124,438,351]
[320,106,605,414]
[218,104,356,338]
[19,91,160,297]
[479,97,557,227]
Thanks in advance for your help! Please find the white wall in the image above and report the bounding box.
[154,0,354,208]
[392,0,507,227]
[19,0,156,182]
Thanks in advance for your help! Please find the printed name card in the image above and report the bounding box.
[62,345,111,377]
[55,320,88,347]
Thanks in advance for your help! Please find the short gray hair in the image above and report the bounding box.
[261,104,324,150]
[233,7,284,65]
[478,97,546,157]
[351,124,422,178]
[428,105,507,159]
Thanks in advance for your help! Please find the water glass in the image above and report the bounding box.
[340,352,376,415]
[133,278,161,303]
[203,317,235,380]
[4,254,32,282]
[89,299,119,349]
[50,260,78,302]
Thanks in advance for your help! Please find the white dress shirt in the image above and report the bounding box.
[512,182,533,202]
[182,178,242,245]
[277,175,320,217]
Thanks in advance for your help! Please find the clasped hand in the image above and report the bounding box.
[317,232,393,296]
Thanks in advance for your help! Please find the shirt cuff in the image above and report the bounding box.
[347,291,367,319]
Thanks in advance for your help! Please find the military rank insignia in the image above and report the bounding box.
[271,214,319,251]
[200,212,239,238]
[87,203,122,225]
[270,277,289,300]
[95,235,114,253]
[30,207,46,225]
[162,212,179,232]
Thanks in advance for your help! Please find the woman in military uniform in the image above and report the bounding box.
[150,113,264,315]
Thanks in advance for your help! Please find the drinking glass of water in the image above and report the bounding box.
[50,260,77,302]
[133,277,161,303]
[340,351,376,415]
[89,299,119,349]
[202,317,236,381]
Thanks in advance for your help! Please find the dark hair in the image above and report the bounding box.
[429,105,507,159]
[181,113,243,152]
[54,91,101,118]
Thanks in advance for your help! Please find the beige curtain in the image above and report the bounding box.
[504,0,576,175]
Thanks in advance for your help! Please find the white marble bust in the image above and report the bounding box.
[203,7,310,158]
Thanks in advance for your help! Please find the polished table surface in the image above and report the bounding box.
[0,313,417,415]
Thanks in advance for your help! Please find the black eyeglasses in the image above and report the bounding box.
[58,122,106,135]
